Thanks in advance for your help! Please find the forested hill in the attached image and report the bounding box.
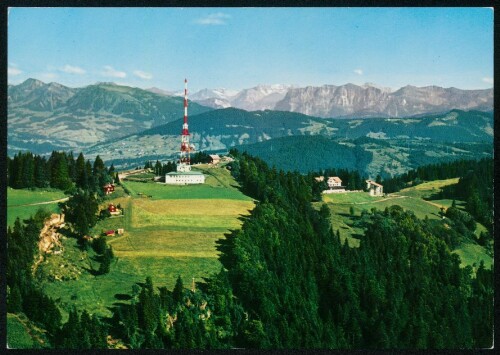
[105,151,492,349]
[6,150,493,349]
[236,135,373,174]
[323,109,493,142]
[236,134,492,178]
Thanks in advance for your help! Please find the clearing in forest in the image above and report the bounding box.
[40,167,254,318]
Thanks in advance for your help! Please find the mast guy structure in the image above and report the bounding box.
[165,78,205,185]
[178,78,191,172]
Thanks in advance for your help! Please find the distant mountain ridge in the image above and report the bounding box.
[8,78,212,154]
[186,82,492,118]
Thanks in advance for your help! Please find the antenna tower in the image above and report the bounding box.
[178,79,191,172]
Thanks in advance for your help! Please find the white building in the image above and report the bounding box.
[209,154,221,165]
[165,170,205,185]
[165,162,205,185]
[327,176,342,188]
[366,180,383,196]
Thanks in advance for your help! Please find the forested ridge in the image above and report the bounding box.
[6,151,493,349]
[104,150,493,349]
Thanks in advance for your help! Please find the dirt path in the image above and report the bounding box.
[406,196,448,211]
[9,197,69,207]
[10,313,46,347]
[341,195,408,205]
[351,194,448,210]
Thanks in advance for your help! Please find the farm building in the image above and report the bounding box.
[108,204,121,215]
[209,154,221,165]
[366,180,384,196]
[105,230,115,236]
[165,170,205,185]
[103,184,115,195]
[315,176,325,182]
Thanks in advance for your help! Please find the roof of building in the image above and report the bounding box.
[366,180,383,187]
[315,176,325,182]
[209,154,220,159]
[328,176,342,183]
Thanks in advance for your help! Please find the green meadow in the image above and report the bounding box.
[39,169,254,318]
[7,313,48,349]
[321,180,491,269]
[7,188,66,226]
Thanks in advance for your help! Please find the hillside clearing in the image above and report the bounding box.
[39,171,254,318]
[320,183,491,269]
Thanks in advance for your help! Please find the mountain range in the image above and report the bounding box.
[185,83,492,118]
[8,79,212,154]
[7,78,494,177]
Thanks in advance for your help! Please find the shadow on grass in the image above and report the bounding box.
[114,293,132,301]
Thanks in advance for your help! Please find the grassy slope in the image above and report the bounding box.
[320,179,492,268]
[7,188,66,226]
[7,313,48,349]
[7,314,34,349]
[40,167,254,319]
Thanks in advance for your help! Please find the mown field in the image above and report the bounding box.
[7,188,66,226]
[40,167,255,319]
[320,179,492,269]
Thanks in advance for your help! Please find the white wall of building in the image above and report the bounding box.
[165,173,205,185]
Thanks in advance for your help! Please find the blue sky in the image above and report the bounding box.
[8,7,494,92]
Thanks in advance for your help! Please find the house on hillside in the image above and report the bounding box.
[108,204,121,216]
[209,154,221,165]
[315,176,325,182]
[366,180,383,196]
[327,176,342,188]
[103,184,115,195]
[322,176,346,194]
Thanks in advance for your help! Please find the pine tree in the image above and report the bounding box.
[75,153,88,189]
[49,152,72,190]
[173,276,184,305]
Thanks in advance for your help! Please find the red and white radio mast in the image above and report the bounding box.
[178,78,191,172]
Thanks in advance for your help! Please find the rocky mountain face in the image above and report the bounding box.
[187,82,492,118]
[229,84,291,111]
[8,79,212,155]
[188,84,292,110]
[275,84,493,118]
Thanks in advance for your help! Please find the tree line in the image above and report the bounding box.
[7,151,118,193]
[7,152,117,346]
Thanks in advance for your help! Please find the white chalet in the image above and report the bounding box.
[327,176,342,188]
